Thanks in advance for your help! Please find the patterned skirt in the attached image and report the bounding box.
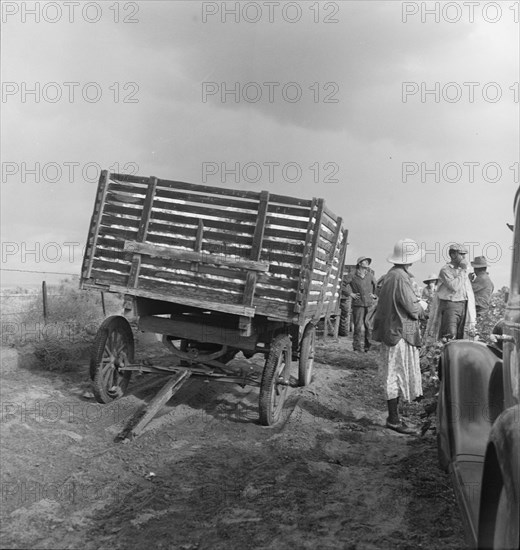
[378,339,422,401]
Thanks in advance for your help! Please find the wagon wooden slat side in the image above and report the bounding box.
[80,170,348,434]
[81,171,347,323]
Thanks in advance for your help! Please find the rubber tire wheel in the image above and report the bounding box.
[259,334,291,426]
[91,316,134,404]
[298,323,316,386]
[339,302,349,336]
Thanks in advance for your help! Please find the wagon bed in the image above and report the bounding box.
[80,171,348,328]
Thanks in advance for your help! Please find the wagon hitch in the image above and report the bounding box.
[116,369,191,443]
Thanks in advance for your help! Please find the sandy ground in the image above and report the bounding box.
[0,333,466,550]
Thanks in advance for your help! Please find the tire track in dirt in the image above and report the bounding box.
[0,338,466,549]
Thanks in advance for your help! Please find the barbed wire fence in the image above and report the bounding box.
[0,267,108,323]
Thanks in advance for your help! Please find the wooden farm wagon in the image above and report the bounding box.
[80,170,348,433]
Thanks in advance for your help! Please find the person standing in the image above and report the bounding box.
[421,274,438,305]
[345,256,377,352]
[373,238,426,435]
[469,256,494,316]
[434,243,476,340]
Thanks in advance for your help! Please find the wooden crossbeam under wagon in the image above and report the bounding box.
[80,170,348,439]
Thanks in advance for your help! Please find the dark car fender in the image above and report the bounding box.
[478,405,520,549]
[437,340,503,469]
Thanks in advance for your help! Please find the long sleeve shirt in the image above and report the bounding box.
[436,263,470,302]
[372,266,423,347]
[345,268,377,307]
[471,271,494,313]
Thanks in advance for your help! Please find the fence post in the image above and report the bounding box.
[42,281,48,323]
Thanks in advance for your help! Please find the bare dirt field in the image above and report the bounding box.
[0,333,466,550]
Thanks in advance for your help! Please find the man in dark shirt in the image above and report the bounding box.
[345,256,377,352]
[469,256,495,315]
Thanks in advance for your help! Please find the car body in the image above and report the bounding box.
[437,185,520,549]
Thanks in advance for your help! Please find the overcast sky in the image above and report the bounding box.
[1,1,519,289]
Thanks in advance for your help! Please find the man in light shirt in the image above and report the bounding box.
[436,243,476,340]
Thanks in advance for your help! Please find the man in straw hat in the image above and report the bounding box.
[426,243,476,341]
[469,256,494,316]
[421,273,439,305]
[345,256,377,352]
[372,238,426,435]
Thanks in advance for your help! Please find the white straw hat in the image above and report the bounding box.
[387,238,424,265]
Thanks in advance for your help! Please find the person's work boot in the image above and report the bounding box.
[385,419,419,435]
[385,398,418,435]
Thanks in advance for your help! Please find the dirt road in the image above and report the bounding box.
[0,335,465,549]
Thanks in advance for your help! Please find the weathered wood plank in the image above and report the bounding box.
[97,226,137,241]
[243,271,257,307]
[126,176,157,288]
[91,257,132,273]
[104,203,144,219]
[268,192,313,208]
[94,249,298,290]
[108,283,256,316]
[140,267,245,294]
[263,227,307,241]
[299,199,325,320]
[105,227,307,256]
[312,218,343,322]
[152,198,259,222]
[154,187,260,212]
[149,212,255,233]
[83,170,111,279]
[323,204,339,223]
[124,241,270,272]
[137,315,258,348]
[251,190,269,261]
[108,181,148,194]
[111,173,310,207]
[90,268,129,287]
[194,219,204,252]
[153,177,261,200]
[101,213,140,230]
[106,190,146,206]
[265,216,310,231]
[118,370,191,442]
[110,173,150,185]
[86,278,293,321]
[294,198,318,316]
[320,212,338,234]
[148,234,251,257]
[139,267,297,302]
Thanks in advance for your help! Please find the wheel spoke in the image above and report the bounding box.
[92,318,133,404]
[101,362,116,388]
[113,332,124,354]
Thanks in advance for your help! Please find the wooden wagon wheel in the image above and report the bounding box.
[259,334,292,426]
[91,316,134,404]
[298,323,316,386]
